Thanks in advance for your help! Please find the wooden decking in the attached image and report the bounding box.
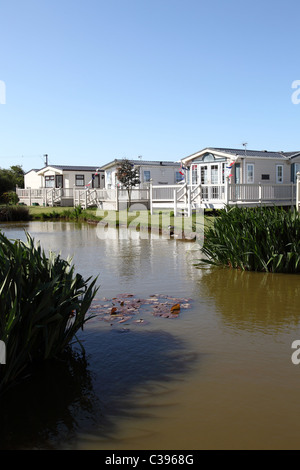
[16,174,300,213]
[16,187,150,210]
[150,181,298,215]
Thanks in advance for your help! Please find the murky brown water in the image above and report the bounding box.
[1,221,300,450]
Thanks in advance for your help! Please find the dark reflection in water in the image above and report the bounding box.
[199,267,300,332]
[0,329,197,450]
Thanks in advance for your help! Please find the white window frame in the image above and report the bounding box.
[45,175,55,188]
[246,164,254,184]
[201,165,208,184]
[144,170,151,182]
[222,162,226,184]
[191,164,198,185]
[175,171,183,183]
[211,164,219,184]
[75,174,85,187]
[276,164,283,184]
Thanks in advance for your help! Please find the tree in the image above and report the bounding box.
[115,159,140,208]
[0,165,24,203]
[10,165,25,188]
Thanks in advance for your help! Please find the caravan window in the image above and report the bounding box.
[211,165,219,184]
[45,176,55,188]
[75,175,85,186]
[276,165,283,184]
[191,165,198,184]
[144,170,151,182]
[247,164,254,183]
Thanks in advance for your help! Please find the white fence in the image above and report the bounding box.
[151,181,297,213]
[297,172,300,212]
[17,187,150,209]
[17,180,300,212]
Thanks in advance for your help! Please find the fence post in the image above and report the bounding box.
[174,189,177,217]
[258,182,262,204]
[224,178,229,206]
[149,181,153,215]
[29,188,32,206]
[187,188,191,217]
[297,172,300,212]
[116,186,119,211]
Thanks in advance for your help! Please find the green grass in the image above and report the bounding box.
[28,206,206,234]
[28,205,97,221]
[198,206,300,273]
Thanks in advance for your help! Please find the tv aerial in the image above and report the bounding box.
[242,142,248,155]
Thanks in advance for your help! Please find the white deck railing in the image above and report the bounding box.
[17,181,299,212]
[17,187,75,206]
[228,183,296,203]
[150,181,297,214]
[297,172,300,212]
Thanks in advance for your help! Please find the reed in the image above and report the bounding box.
[0,231,98,393]
[0,205,30,221]
[199,206,300,273]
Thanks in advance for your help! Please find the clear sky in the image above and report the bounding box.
[1,0,300,172]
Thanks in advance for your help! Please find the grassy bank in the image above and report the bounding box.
[0,205,208,239]
[28,206,206,235]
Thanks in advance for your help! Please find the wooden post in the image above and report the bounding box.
[258,182,262,204]
[224,177,229,206]
[174,189,177,217]
[296,172,300,212]
[187,188,191,217]
[149,180,153,215]
[116,185,119,211]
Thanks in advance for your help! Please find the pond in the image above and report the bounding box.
[0,220,300,450]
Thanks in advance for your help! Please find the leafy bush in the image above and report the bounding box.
[199,206,300,273]
[0,231,98,394]
[2,191,19,205]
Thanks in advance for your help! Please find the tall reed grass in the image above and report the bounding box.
[0,231,98,394]
[199,206,300,273]
[0,205,30,221]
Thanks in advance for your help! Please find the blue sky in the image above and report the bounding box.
[1,0,300,172]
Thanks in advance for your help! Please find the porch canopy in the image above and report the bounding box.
[37,166,63,176]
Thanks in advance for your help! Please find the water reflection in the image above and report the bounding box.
[199,267,300,333]
[0,350,98,450]
[0,328,197,450]
[0,221,202,298]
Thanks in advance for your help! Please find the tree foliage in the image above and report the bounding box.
[116,159,140,206]
[116,159,140,189]
[0,165,24,202]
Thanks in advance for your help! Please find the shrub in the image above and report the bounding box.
[198,206,300,273]
[2,191,19,205]
[0,231,98,394]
